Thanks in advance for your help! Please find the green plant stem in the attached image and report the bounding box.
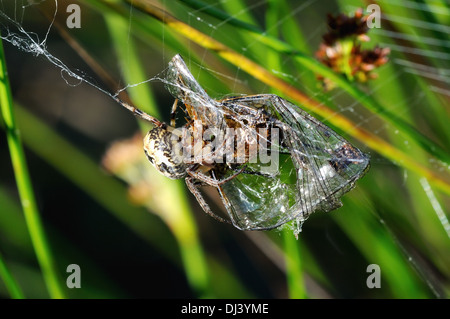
[283,231,306,298]
[0,37,65,299]
[0,251,24,299]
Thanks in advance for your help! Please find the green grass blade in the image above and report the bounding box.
[0,37,65,299]
[104,10,159,118]
[282,231,306,299]
[0,250,24,299]
[0,186,124,298]
[420,178,450,240]
[358,11,450,281]
[180,0,262,32]
[0,187,33,253]
[334,192,430,298]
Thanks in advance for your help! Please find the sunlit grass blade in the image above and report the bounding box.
[420,178,450,240]
[282,232,306,298]
[0,37,65,299]
[0,250,25,299]
[422,0,450,26]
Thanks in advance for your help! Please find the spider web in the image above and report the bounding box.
[0,0,449,297]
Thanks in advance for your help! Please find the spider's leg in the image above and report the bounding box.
[187,166,245,187]
[185,177,231,224]
[211,167,246,185]
[232,167,275,178]
[170,99,179,127]
[113,96,163,127]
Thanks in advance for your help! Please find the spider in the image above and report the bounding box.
[113,54,370,231]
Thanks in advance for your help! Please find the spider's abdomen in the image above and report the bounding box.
[143,126,188,179]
